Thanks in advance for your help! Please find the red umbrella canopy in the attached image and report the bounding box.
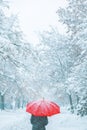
[26,99,60,116]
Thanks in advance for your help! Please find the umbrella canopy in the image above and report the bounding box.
[26,99,60,116]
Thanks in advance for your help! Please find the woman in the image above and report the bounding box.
[30,114,48,130]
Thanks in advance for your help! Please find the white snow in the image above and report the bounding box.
[0,107,87,130]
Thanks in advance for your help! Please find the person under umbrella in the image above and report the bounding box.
[30,114,48,130]
[26,99,60,130]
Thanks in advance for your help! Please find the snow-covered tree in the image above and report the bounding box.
[37,28,73,105]
[0,0,35,110]
[57,0,87,116]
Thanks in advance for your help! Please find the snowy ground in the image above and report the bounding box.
[0,107,87,130]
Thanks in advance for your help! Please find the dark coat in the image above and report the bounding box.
[30,115,48,130]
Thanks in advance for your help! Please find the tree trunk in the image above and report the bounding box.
[17,99,20,108]
[0,92,4,110]
[68,94,74,113]
[76,94,79,105]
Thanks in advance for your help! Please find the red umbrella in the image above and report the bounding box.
[26,99,60,116]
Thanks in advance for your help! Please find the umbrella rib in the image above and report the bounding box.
[32,100,44,116]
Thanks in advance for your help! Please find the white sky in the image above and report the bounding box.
[9,0,67,44]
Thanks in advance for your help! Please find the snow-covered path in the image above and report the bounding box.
[47,112,87,130]
[0,108,87,130]
[0,109,30,130]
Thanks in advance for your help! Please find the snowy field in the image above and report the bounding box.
[0,107,87,130]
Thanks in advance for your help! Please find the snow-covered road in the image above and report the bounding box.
[0,108,87,130]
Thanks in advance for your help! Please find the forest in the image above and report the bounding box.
[0,0,87,117]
